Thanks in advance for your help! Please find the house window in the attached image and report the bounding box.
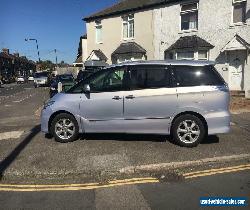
[233,0,247,23]
[123,14,134,39]
[95,21,102,43]
[198,50,208,60]
[181,2,198,31]
[175,50,208,60]
[177,51,195,60]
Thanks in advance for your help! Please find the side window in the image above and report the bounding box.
[147,67,170,88]
[89,68,126,92]
[129,67,147,89]
[173,65,225,87]
[129,65,170,90]
[67,68,127,93]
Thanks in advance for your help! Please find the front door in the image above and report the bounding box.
[228,50,246,91]
[79,67,127,133]
[123,65,177,134]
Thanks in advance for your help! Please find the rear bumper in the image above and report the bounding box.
[34,80,47,85]
[205,111,231,135]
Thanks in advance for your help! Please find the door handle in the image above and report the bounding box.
[125,95,135,99]
[112,96,122,100]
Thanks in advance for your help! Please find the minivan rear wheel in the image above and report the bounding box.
[51,113,79,143]
[172,114,205,147]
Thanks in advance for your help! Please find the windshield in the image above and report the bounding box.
[34,72,49,78]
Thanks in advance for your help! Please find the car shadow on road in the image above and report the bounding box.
[80,133,169,142]
[80,133,220,145]
[0,125,40,180]
[201,135,220,144]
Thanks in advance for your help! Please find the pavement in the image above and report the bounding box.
[0,83,249,184]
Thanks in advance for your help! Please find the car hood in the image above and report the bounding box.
[50,92,65,101]
[51,81,75,89]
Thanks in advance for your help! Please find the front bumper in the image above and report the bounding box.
[41,107,53,133]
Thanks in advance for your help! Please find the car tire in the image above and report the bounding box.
[51,113,79,143]
[172,114,206,148]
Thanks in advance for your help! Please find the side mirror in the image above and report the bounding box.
[83,84,90,93]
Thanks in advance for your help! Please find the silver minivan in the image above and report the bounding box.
[41,60,230,147]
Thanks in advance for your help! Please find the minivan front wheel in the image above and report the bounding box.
[172,114,205,147]
[51,113,79,143]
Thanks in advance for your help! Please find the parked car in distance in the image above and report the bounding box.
[28,75,34,82]
[34,72,50,88]
[50,74,75,98]
[41,60,230,147]
[17,76,27,84]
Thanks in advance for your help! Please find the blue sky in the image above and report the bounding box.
[0,0,117,63]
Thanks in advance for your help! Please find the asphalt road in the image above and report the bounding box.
[0,82,34,98]
[0,170,249,209]
[0,83,250,183]
[0,82,249,209]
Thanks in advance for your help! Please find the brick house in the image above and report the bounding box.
[0,48,36,83]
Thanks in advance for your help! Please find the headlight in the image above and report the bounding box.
[43,100,55,109]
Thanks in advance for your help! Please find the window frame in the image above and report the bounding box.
[180,2,199,32]
[95,20,103,44]
[122,14,135,40]
[127,65,172,90]
[171,65,225,87]
[175,50,209,61]
[232,0,247,25]
[89,67,128,93]
[198,50,209,60]
[176,51,195,60]
[67,67,129,94]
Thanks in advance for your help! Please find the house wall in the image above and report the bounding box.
[153,0,250,92]
[82,38,88,63]
[86,9,155,64]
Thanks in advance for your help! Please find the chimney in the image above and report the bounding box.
[13,53,19,57]
[2,48,9,55]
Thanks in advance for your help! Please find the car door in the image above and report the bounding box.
[79,67,128,133]
[123,65,178,134]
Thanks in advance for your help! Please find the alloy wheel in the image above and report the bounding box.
[177,120,200,144]
[55,118,75,140]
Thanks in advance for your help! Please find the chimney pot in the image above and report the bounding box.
[2,48,9,54]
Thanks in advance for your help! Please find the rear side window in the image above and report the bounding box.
[173,65,225,87]
[129,65,170,90]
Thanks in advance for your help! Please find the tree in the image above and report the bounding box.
[37,60,55,71]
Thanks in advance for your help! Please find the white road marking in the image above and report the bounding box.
[12,93,36,103]
[13,100,23,103]
[0,131,24,141]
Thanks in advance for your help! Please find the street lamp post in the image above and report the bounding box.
[54,49,58,66]
[25,38,41,62]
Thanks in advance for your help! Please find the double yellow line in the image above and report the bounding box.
[0,177,159,192]
[1,164,249,192]
[183,164,250,179]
